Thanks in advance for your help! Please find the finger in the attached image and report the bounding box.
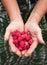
[22,50,27,55]
[24,37,38,57]
[37,32,45,44]
[9,36,22,57]
[4,28,10,41]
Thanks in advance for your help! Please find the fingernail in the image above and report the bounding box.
[43,41,45,44]
[4,37,7,43]
[22,50,27,55]
[24,53,28,57]
[20,52,22,57]
[20,54,22,57]
[4,37,7,41]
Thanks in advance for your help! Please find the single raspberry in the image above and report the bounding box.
[21,33,28,40]
[20,41,25,48]
[18,47,23,51]
[13,36,17,40]
[23,45,27,50]
[13,39,18,44]
[11,32,16,37]
[21,35,25,40]
[18,36,22,42]
[27,31,31,35]
[15,43,19,48]
[15,30,20,33]
[25,42,30,49]
[15,32,21,37]
[22,33,30,41]
[21,31,25,35]
[28,39,33,45]
[25,42,28,45]
[26,45,30,49]
[26,35,30,41]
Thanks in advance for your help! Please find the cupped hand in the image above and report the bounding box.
[22,21,45,57]
[4,20,24,57]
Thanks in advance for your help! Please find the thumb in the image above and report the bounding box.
[4,28,10,41]
[37,31,45,44]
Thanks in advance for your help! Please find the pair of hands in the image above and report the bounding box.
[4,20,45,57]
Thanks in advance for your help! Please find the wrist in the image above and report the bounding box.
[27,0,47,24]
[10,18,23,24]
[27,12,41,24]
[9,13,23,22]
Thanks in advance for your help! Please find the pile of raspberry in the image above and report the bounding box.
[11,30,33,51]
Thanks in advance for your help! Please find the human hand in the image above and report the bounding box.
[22,21,45,57]
[4,20,24,57]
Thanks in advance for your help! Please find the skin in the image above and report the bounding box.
[2,0,47,57]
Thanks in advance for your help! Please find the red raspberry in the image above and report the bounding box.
[12,30,34,51]
[26,35,30,41]
[21,31,25,35]
[23,45,27,50]
[18,36,22,42]
[25,42,29,45]
[23,33,30,41]
[25,42,30,49]
[21,35,25,40]
[18,47,23,51]
[28,39,33,45]
[23,44,30,50]
[27,31,30,35]
[21,33,28,40]
[15,43,19,48]
[15,32,21,37]
[20,41,25,48]
[13,39,18,44]
[13,36,17,40]
[26,45,30,49]
[11,32,16,37]
[15,30,19,33]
